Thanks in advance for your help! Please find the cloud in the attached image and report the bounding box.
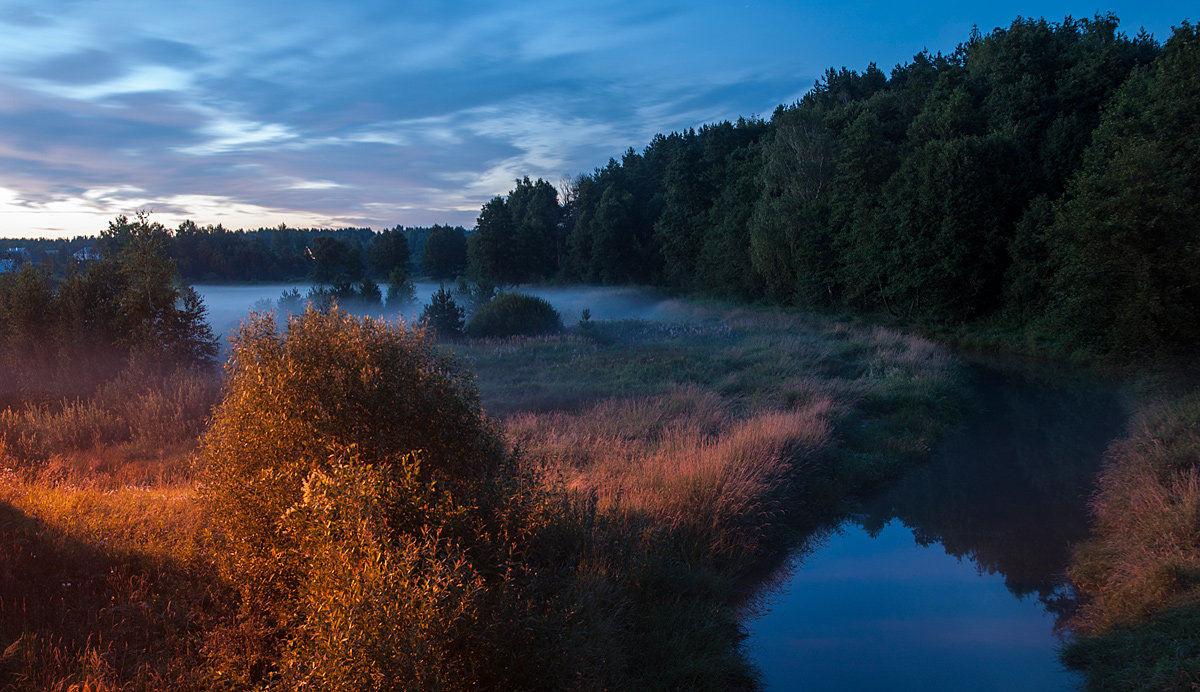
[0,0,832,235]
[179,115,300,155]
[0,185,358,238]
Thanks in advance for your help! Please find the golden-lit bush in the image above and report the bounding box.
[277,453,490,689]
[198,307,575,688]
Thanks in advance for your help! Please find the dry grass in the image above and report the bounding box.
[0,470,224,691]
[0,364,222,690]
[0,367,218,473]
[509,388,833,568]
[1069,390,1200,634]
[1062,388,1200,689]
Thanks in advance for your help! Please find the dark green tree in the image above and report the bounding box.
[468,196,517,285]
[422,225,468,280]
[420,287,465,338]
[309,236,365,284]
[369,226,411,278]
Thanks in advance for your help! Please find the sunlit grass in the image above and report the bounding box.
[454,302,962,685]
[0,470,223,690]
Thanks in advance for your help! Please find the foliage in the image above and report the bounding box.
[419,287,464,338]
[457,303,962,686]
[0,215,217,401]
[385,267,416,308]
[197,307,582,688]
[1067,389,1200,635]
[1061,607,1200,691]
[0,297,964,690]
[277,288,305,314]
[1041,23,1200,356]
[420,225,468,280]
[1063,383,1200,689]
[368,225,411,277]
[468,177,560,285]
[458,14,1180,361]
[464,292,563,338]
[308,236,365,284]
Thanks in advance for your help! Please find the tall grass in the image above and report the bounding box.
[462,304,961,686]
[509,389,832,570]
[0,367,217,483]
[0,477,223,690]
[1063,388,1200,689]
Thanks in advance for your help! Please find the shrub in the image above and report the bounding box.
[197,307,574,688]
[278,288,305,314]
[465,292,562,338]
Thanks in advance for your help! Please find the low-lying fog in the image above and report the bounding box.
[194,282,682,345]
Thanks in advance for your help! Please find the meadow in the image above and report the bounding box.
[0,301,961,690]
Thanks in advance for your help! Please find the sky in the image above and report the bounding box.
[0,1,1193,238]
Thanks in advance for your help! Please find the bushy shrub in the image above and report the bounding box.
[198,307,577,688]
[465,292,562,338]
[0,218,218,400]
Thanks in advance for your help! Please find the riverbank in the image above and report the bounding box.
[453,302,965,685]
[0,301,964,688]
[929,316,1200,688]
[1060,381,1200,690]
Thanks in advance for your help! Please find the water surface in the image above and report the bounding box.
[747,364,1125,690]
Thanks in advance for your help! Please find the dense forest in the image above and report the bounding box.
[469,15,1199,360]
[7,17,1195,359]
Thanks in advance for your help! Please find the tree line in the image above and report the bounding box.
[468,15,1200,358]
[2,222,471,285]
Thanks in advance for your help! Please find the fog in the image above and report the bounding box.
[194,282,684,346]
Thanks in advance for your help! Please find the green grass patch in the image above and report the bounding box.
[1061,606,1200,691]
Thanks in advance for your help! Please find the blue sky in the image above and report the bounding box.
[0,1,1193,237]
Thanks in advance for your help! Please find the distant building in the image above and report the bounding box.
[73,246,102,262]
[0,247,32,273]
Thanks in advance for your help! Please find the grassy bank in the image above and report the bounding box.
[453,302,963,685]
[1061,384,1200,690]
[0,302,963,689]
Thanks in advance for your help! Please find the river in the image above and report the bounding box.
[746,363,1125,690]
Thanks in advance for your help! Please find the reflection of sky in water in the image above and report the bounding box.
[748,519,1080,691]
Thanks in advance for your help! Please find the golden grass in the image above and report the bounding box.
[1068,390,1200,635]
[509,390,833,568]
[0,469,222,691]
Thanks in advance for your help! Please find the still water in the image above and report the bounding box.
[747,364,1125,691]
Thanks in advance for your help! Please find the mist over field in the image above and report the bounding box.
[195,282,684,341]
